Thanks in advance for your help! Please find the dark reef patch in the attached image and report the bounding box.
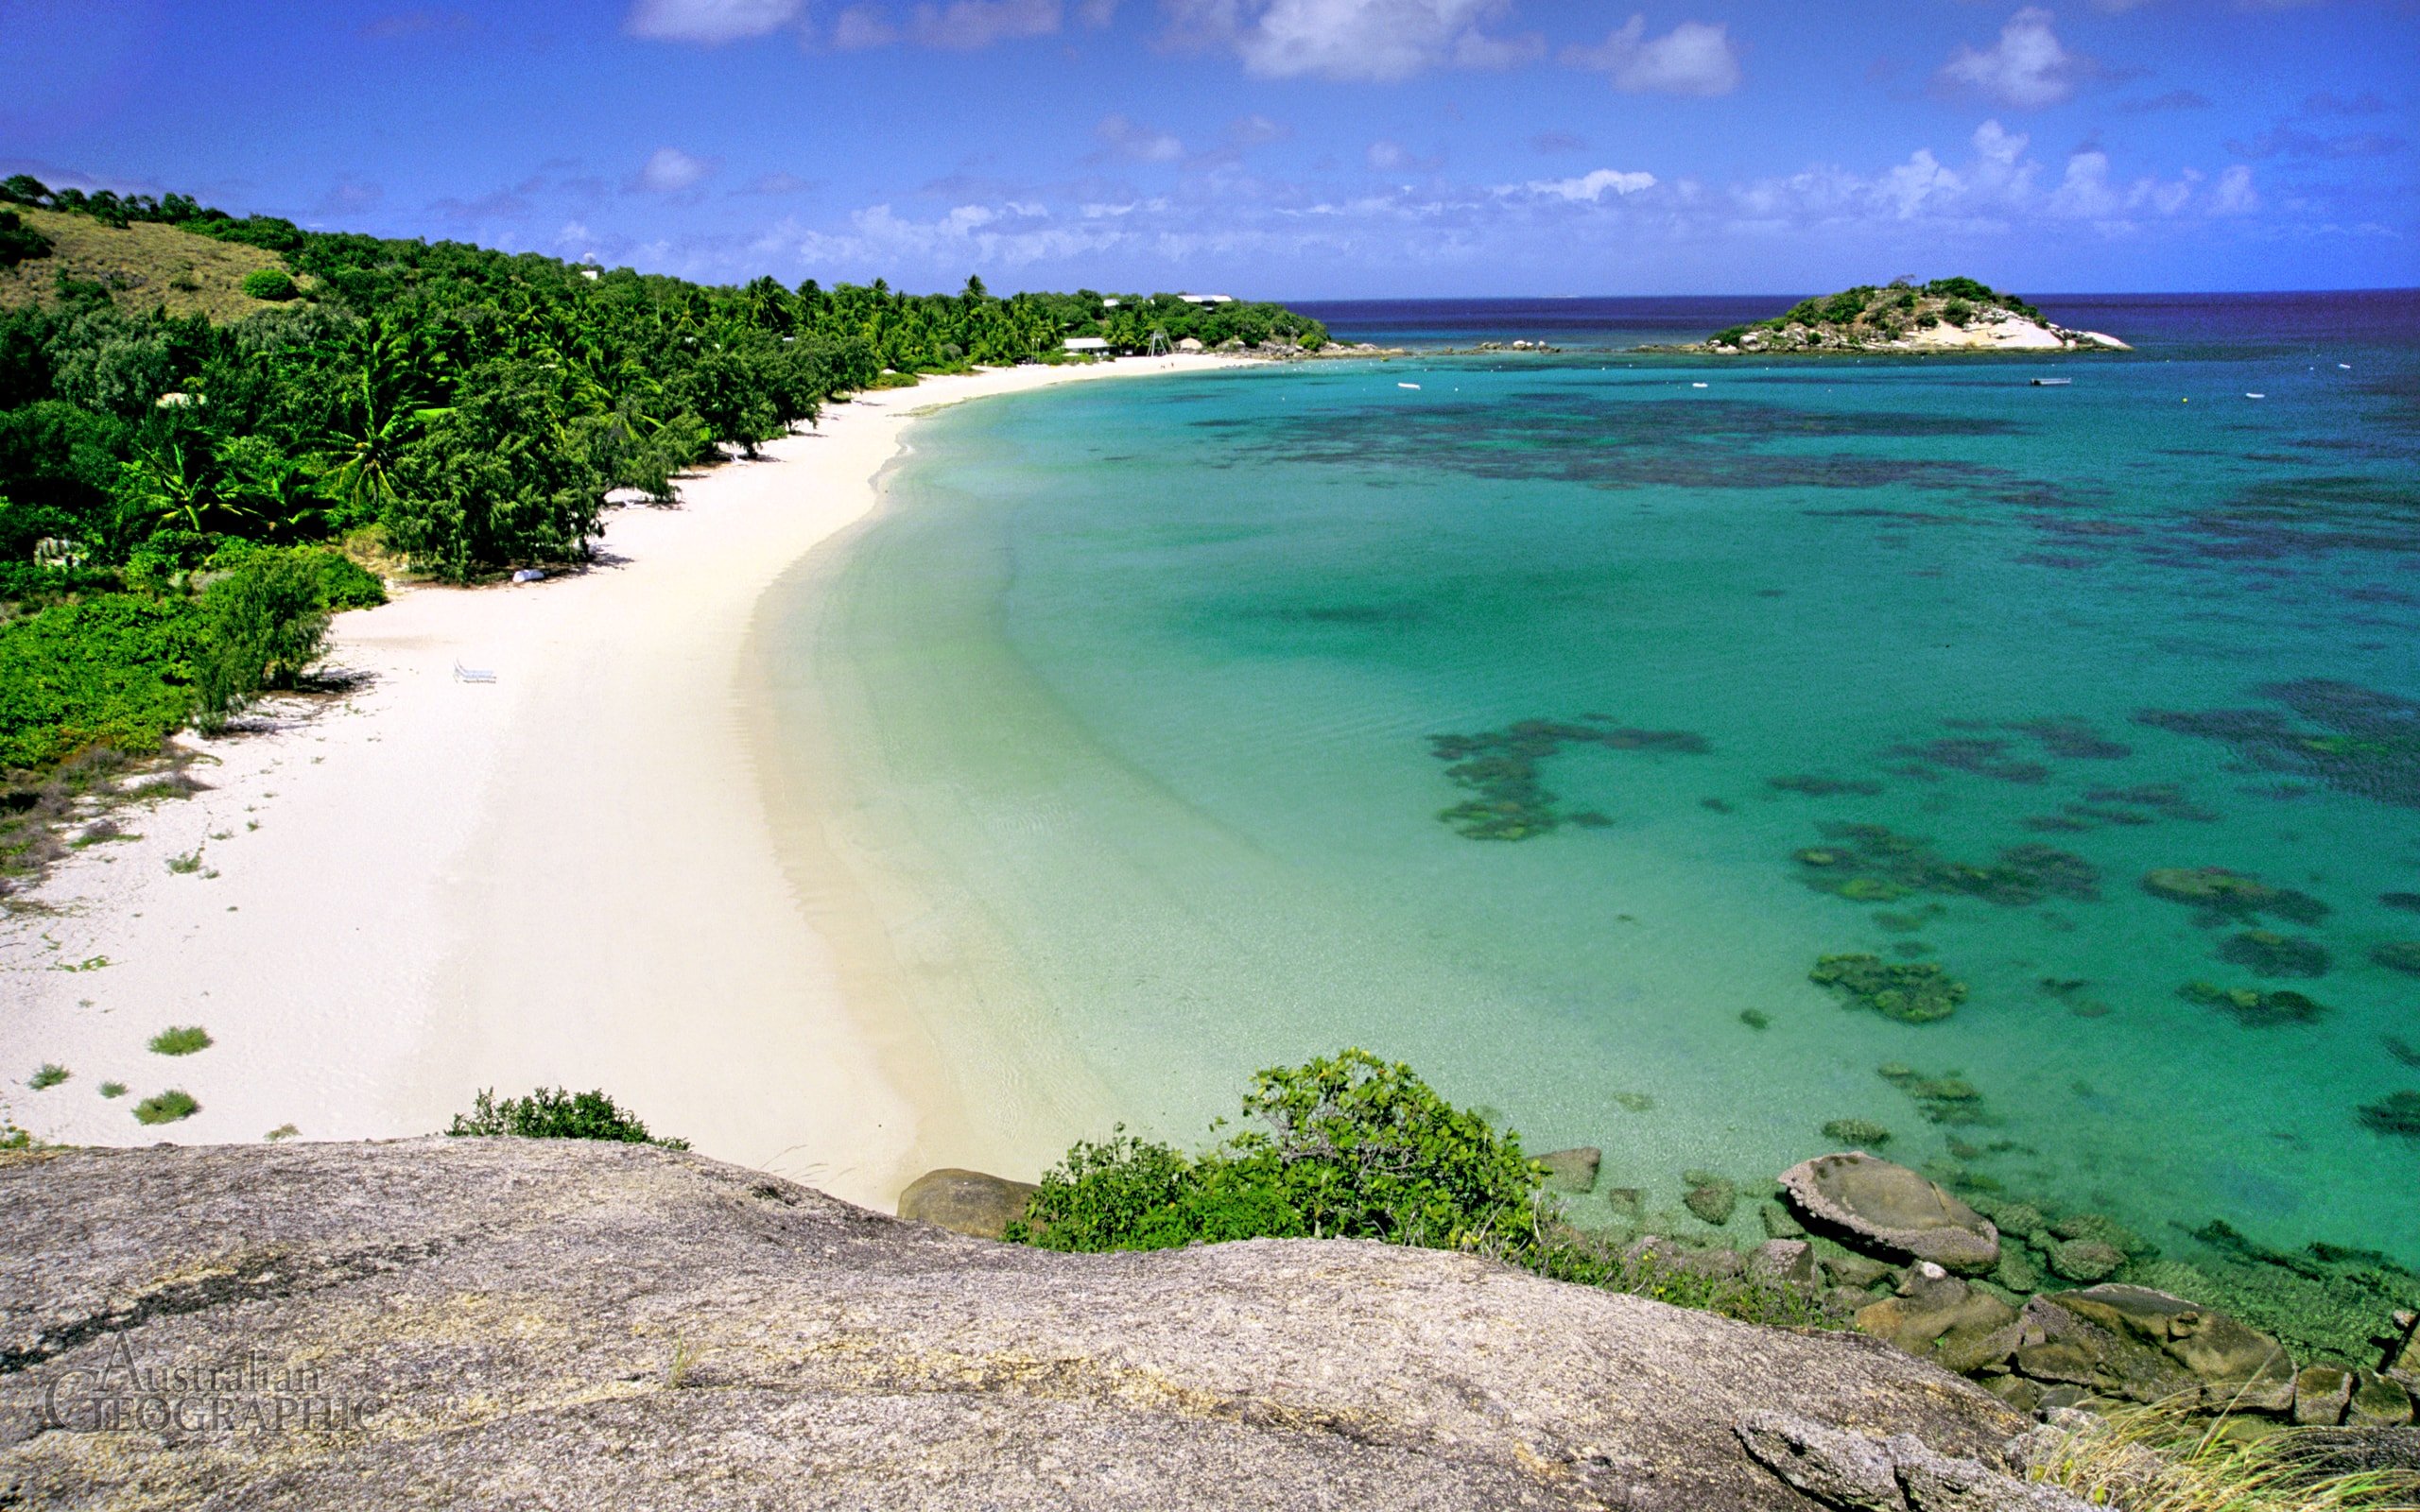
[1795,822,2100,907]
[2139,679,2420,809]
[1428,718,1707,840]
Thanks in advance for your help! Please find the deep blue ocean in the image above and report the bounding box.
[768,289,2420,1352]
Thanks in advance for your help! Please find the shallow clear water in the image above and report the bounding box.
[773,293,2420,1272]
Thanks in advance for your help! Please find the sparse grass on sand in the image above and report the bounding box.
[98,1080,127,1098]
[148,1025,212,1057]
[28,1063,68,1090]
[132,1089,199,1125]
[2026,1398,2420,1511]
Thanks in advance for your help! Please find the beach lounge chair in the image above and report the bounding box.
[453,660,498,683]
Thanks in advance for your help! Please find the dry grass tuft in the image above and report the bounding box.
[2026,1398,2420,1511]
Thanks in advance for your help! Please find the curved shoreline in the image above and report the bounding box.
[0,355,1244,1208]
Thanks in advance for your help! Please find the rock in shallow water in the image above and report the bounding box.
[1780,1153,2000,1274]
[897,1166,1040,1240]
[1536,1145,1600,1194]
[0,1139,2038,1510]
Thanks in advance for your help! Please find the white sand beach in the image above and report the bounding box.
[0,355,1240,1209]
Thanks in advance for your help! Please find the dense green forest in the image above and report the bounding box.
[0,176,1326,796]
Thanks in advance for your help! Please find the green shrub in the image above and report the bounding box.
[148,1024,211,1056]
[1942,298,1974,327]
[28,1063,68,1090]
[1009,1050,1839,1330]
[308,549,387,610]
[447,1086,689,1148]
[0,211,51,267]
[98,1080,127,1098]
[0,593,200,772]
[195,550,328,727]
[133,1089,198,1124]
[1710,326,1749,347]
[1011,1050,1544,1252]
[239,268,297,301]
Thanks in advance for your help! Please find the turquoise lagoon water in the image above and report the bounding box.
[765,294,2420,1283]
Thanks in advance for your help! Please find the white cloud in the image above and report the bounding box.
[1096,112,1185,163]
[832,4,899,44]
[625,0,801,43]
[1521,167,1658,201]
[2209,163,2257,215]
[1938,8,2080,109]
[1162,0,1533,82]
[1225,113,1290,146]
[632,146,716,193]
[912,0,1063,47]
[1563,16,1740,96]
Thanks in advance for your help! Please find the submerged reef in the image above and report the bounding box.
[1884,737,2049,785]
[1427,717,1706,840]
[2140,678,2420,810]
[2138,867,2331,926]
[1767,774,1884,798]
[1877,1063,1989,1125]
[2371,941,2420,976]
[2177,980,2328,1026]
[1794,822,2100,908]
[1812,954,1968,1023]
[2217,929,2331,978]
[2360,1091,2420,1137]
[1820,1117,1893,1147]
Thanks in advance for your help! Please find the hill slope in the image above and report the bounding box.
[0,204,289,321]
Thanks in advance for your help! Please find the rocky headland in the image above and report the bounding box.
[1653,279,2130,356]
[0,1137,2234,1510]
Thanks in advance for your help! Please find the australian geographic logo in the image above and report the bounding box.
[41,1336,384,1435]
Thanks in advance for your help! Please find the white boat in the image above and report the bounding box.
[2030,378,2071,387]
[1690,382,1708,388]
[2246,392,2265,399]
[1397,382,1421,390]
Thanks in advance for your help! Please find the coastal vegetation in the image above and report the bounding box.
[447,1086,690,1148]
[1005,1049,1834,1328]
[131,1088,197,1124]
[147,1024,211,1056]
[0,175,1327,811]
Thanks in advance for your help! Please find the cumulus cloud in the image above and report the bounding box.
[1728,118,2237,236]
[832,5,900,44]
[1937,8,2083,110]
[1562,16,1741,97]
[912,0,1063,47]
[1519,167,1657,201]
[1225,113,1290,146]
[829,0,1094,47]
[625,0,801,43]
[632,146,717,193]
[1365,139,1443,172]
[1161,0,1537,82]
[1095,112,1185,163]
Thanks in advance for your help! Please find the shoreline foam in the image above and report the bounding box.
[0,355,1246,1209]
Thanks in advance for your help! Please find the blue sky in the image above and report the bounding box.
[4,0,2414,296]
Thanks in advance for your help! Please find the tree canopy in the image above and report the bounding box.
[0,177,1328,784]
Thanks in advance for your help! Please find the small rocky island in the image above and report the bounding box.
[1665,278,2130,355]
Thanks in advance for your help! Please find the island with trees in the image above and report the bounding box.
[1673,277,2129,355]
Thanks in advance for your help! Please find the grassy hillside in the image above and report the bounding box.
[0,205,288,321]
